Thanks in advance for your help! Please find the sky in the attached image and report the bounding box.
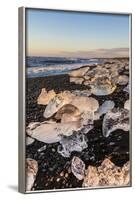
[26,9,130,58]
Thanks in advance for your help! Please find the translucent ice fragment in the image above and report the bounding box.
[57,132,88,158]
[102,108,129,137]
[98,100,115,116]
[71,156,85,180]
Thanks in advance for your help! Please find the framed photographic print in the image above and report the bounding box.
[18,7,132,193]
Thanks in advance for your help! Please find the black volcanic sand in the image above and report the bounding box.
[26,73,130,191]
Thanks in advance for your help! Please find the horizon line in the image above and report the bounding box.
[27,47,129,58]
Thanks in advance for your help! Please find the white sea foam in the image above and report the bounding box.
[26,57,101,78]
[27,63,93,78]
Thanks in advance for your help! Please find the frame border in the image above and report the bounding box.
[18,7,26,193]
[18,7,132,194]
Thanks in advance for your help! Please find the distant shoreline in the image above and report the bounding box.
[26,55,129,59]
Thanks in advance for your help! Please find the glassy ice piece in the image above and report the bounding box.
[57,132,88,158]
[124,99,130,110]
[98,100,115,116]
[37,145,47,152]
[55,104,81,122]
[37,88,56,105]
[26,136,35,146]
[43,91,75,118]
[71,96,99,113]
[26,120,81,144]
[83,159,130,187]
[90,76,116,96]
[102,108,129,137]
[71,156,85,180]
[69,66,89,77]
[26,158,38,191]
[123,84,129,93]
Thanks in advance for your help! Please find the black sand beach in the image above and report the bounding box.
[26,67,130,191]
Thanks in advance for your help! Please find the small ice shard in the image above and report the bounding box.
[71,156,85,180]
[83,166,99,187]
[57,132,88,158]
[37,88,56,105]
[117,75,129,85]
[90,76,116,96]
[102,108,129,137]
[123,84,129,93]
[43,91,75,118]
[37,145,47,152]
[26,136,35,146]
[70,77,84,84]
[26,158,38,191]
[83,159,130,187]
[71,89,91,97]
[124,99,130,110]
[97,100,115,116]
[69,66,89,77]
[26,120,81,144]
[55,104,81,123]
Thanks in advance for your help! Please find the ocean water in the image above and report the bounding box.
[26,56,103,78]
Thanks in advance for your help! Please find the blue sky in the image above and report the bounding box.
[26,9,130,57]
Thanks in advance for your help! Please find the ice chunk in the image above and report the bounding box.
[83,159,130,187]
[69,66,89,77]
[123,84,129,93]
[43,91,75,118]
[44,94,99,118]
[37,145,47,152]
[83,166,99,187]
[26,136,35,146]
[102,108,129,137]
[55,104,81,122]
[26,120,81,144]
[71,156,85,180]
[97,100,115,116]
[124,99,130,110]
[71,96,99,113]
[37,88,56,105]
[57,132,88,158]
[90,76,116,96]
[26,158,38,191]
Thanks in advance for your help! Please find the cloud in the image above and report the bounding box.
[60,48,129,58]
